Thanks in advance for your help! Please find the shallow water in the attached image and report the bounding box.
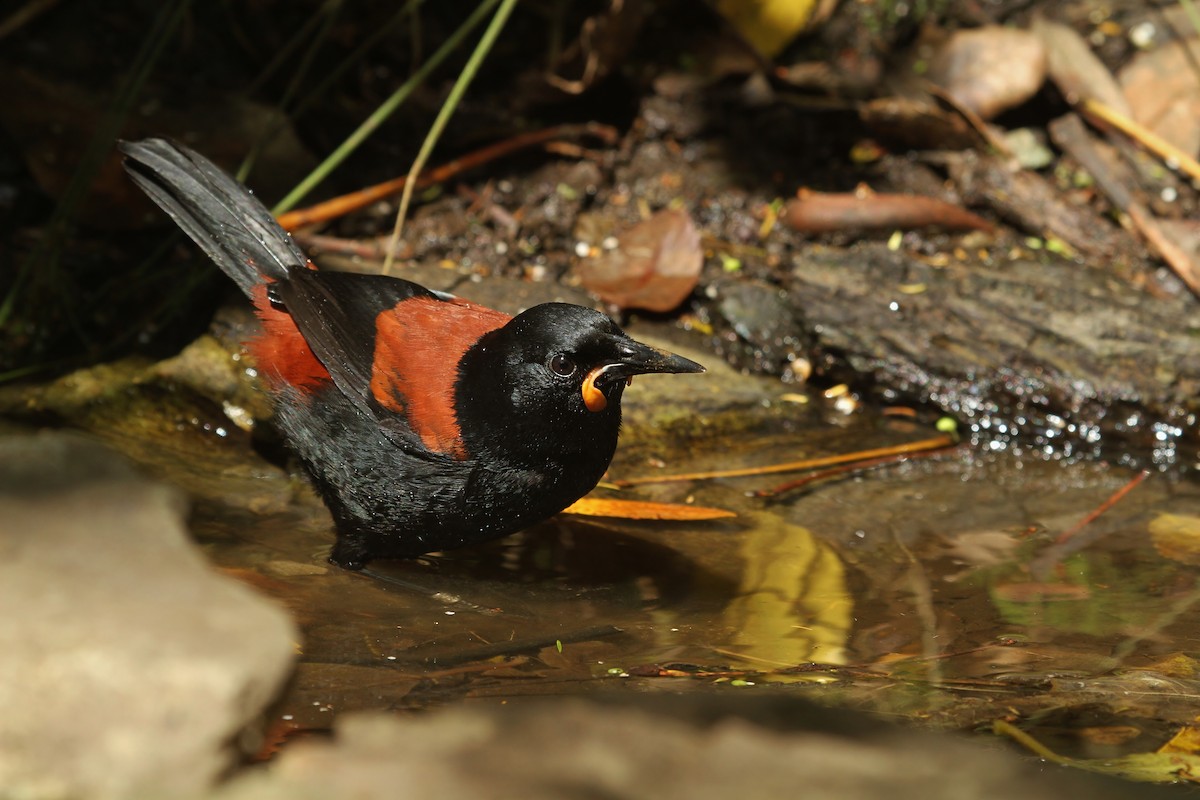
[167,393,1200,761]
[18,343,1199,763]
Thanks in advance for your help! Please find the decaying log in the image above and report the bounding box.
[784,242,1200,463]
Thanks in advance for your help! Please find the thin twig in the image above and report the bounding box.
[756,444,959,498]
[1128,205,1200,293]
[613,435,956,487]
[239,0,345,181]
[895,533,943,687]
[414,624,623,667]
[1052,469,1150,545]
[276,122,616,230]
[358,567,505,616]
[992,719,1069,763]
[290,232,403,259]
[1111,583,1200,666]
[242,0,425,182]
[0,0,60,40]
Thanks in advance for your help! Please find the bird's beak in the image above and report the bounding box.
[604,339,706,380]
[581,339,705,412]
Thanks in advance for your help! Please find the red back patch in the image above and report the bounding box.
[247,284,331,391]
[369,296,511,459]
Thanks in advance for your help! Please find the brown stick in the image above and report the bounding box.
[1052,469,1151,545]
[276,122,618,231]
[1051,112,1200,293]
[784,188,994,234]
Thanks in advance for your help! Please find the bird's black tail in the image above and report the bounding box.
[119,138,307,298]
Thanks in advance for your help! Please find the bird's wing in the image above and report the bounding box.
[271,269,510,460]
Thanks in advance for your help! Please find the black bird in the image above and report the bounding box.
[119,138,704,569]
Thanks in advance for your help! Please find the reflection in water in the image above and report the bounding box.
[21,310,1200,777]
[724,512,851,667]
[50,367,1200,749]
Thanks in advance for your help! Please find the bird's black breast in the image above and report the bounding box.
[272,381,615,568]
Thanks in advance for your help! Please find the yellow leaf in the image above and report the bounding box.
[1162,724,1200,756]
[715,0,822,58]
[1133,652,1200,678]
[995,719,1200,783]
[1150,513,1200,565]
[562,497,735,521]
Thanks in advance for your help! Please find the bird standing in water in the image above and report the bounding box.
[120,139,704,569]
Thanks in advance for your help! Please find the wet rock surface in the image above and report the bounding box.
[0,432,297,800]
[215,696,1176,800]
[782,243,1200,463]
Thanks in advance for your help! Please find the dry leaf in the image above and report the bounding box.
[1033,15,1132,117]
[859,96,984,150]
[714,0,832,59]
[1133,652,1200,679]
[575,208,703,312]
[1150,512,1200,565]
[1076,726,1144,746]
[996,719,1200,783]
[944,530,1022,569]
[1119,37,1200,156]
[1162,721,1200,756]
[928,26,1046,120]
[783,187,993,233]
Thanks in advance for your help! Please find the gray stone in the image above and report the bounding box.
[215,699,1172,800]
[0,432,297,800]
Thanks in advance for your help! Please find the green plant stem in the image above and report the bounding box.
[242,0,335,98]
[272,0,500,216]
[241,0,425,184]
[238,0,345,181]
[286,1,424,127]
[1181,0,1200,38]
[383,0,519,272]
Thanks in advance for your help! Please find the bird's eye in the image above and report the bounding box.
[548,353,577,377]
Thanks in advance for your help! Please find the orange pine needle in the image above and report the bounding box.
[756,443,957,498]
[1053,469,1151,545]
[562,496,735,521]
[613,435,956,487]
[276,122,618,231]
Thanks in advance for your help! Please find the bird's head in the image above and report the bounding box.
[455,303,704,463]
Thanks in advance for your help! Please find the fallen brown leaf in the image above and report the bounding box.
[1033,14,1132,117]
[1119,36,1200,157]
[575,208,703,312]
[929,26,1046,120]
[1161,721,1200,756]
